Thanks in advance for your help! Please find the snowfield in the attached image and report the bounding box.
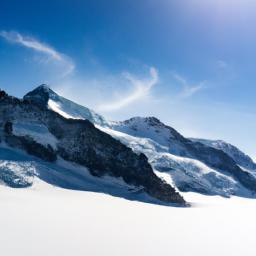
[0,183,256,256]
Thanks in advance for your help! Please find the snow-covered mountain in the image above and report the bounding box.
[0,88,184,205]
[1,84,256,202]
[107,117,256,197]
[190,138,256,171]
[24,84,109,126]
[98,126,242,197]
[19,85,256,199]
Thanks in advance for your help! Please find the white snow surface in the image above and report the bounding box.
[47,93,109,126]
[48,99,79,119]
[13,121,58,149]
[0,183,256,256]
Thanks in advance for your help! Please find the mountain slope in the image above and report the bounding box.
[111,117,256,195]
[24,85,109,126]
[0,89,185,205]
[0,145,175,204]
[21,85,256,198]
[98,126,245,197]
[190,138,256,171]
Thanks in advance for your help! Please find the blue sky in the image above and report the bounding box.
[0,0,256,158]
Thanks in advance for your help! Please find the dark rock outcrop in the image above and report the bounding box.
[5,133,57,162]
[0,168,32,188]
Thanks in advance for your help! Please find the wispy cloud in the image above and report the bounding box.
[173,72,206,98]
[0,30,75,76]
[97,67,158,112]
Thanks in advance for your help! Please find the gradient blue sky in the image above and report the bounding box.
[0,0,255,158]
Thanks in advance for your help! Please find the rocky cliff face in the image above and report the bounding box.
[0,89,185,205]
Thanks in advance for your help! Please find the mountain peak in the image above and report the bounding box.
[29,84,55,95]
[24,84,56,107]
[37,84,51,90]
[23,85,110,126]
[0,89,8,99]
[123,116,162,126]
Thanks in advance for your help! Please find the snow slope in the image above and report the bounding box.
[98,126,248,197]
[13,121,58,149]
[0,144,174,204]
[0,184,256,256]
[190,138,256,171]
[24,85,109,126]
[112,116,188,155]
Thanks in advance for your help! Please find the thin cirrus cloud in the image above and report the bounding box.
[173,72,207,99]
[0,30,75,76]
[97,67,159,112]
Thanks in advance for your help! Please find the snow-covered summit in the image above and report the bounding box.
[112,116,186,152]
[24,85,109,126]
[24,84,55,105]
[34,84,54,93]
